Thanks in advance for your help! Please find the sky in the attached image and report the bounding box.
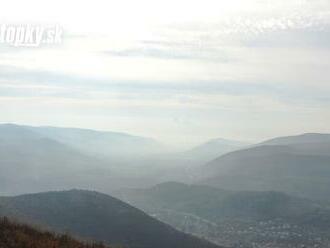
[0,0,330,148]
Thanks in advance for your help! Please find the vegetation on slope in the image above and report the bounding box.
[0,217,109,248]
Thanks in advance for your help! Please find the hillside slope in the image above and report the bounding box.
[0,190,221,248]
[0,124,171,195]
[260,133,330,146]
[199,137,330,200]
[116,182,330,247]
[117,182,328,224]
[0,124,119,195]
[0,217,108,248]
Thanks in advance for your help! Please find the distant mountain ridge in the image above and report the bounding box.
[0,190,221,248]
[1,123,166,158]
[0,124,106,195]
[199,133,330,200]
[260,133,330,146]
[0,123,170,195]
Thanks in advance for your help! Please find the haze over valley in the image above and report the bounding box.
[1,123,330,247]
[1,0,330,247]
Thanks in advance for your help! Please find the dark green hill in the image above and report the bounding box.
[0,190,221,248]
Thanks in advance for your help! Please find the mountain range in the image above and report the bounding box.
[2,123,330,247]
[0,123,175,195]
[0,123,165,159]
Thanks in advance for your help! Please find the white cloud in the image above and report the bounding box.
[0,0,329,145]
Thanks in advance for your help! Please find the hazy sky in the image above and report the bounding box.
[0,0,330,147]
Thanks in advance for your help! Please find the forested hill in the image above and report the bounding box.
[0,190,221,248]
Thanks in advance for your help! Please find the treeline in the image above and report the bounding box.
[0,217,113,248]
